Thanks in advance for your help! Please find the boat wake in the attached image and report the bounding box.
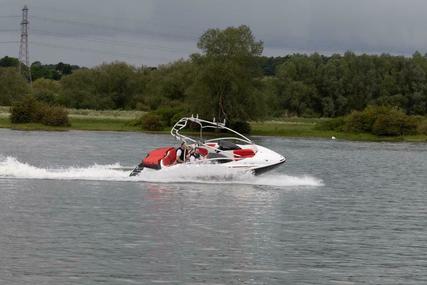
[0,156,323,187]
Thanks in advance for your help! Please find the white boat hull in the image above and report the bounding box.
[131,145,285,177]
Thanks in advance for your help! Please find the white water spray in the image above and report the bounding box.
[0,156,323,187]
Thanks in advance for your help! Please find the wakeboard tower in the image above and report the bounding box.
[129,116,286,177]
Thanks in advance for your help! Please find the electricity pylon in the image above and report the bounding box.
[18,5,31,83]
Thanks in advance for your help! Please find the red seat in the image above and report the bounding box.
[143,147,175,169]
[233,149,255,158]
[162,148,177,166]
[196,147,208,156]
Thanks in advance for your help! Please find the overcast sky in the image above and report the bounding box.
[1,0,427,67]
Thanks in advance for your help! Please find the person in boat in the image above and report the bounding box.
[175,141,188,163]
[189,148,201,162]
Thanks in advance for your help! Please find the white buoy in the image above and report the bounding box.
[331,136,336,140]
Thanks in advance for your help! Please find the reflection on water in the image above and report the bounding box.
[0,129,426,284]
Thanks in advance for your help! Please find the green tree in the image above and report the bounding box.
[59,62,143,109]
[32,78,62,105]
[188,25,264,122]
[0,67,30,105]
[59,68,102,109]
[0,56,19,67]
[143,60,195,110]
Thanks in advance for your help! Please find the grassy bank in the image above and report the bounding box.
[0,107,426,142]
[250,119,427,142]
[0,107,146,132]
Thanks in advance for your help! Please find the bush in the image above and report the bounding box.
[344,107,384,133]
[155,106,187,126]
[40,106,70,126]
[229,120,251,134]
[10,96,70,127]
[316,117,346,131]
[141,113,163,131]
[343,105,417,136]
[315,105,420,137]
[33,90,57,105]
[372,112,417,136]
[170,112,188,127]
[417,120,427,135]
[10,96,42,123]
[372,114,403,136]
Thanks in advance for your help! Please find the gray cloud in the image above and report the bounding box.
[1,0,427,66]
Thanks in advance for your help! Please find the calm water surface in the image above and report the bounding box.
[0,129,426,284]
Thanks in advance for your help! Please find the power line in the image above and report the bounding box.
[30,41,177,62]
[31,15,199,41]
[28,4,196,34]
[31,29,194,53]
[2,8,195,64]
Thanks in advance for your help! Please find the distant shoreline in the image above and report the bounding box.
[0,108,426,142]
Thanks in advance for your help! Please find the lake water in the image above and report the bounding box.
[0,129,426,284]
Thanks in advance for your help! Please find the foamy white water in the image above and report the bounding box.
[0,156,323,187]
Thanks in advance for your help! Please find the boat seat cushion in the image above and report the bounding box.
[162,148,177,166]
[196,147,209,156]
[233,149,255,158]
[143,147,175,169]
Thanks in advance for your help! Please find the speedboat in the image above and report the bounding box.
[130,116,286,176]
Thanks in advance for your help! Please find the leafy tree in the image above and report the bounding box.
[32,78,62,105]
[31,61,60,81]
[0,56,19,67]
[188,25,264,122]
[0,67,30,105]
[143,60,195,110]
[59,68,102,109]
[56,62,73,75]
[59,62,142,109]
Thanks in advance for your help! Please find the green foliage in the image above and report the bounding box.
[372,112,417,136]
[139,113,164,131]
[229,120,251,134]
[10,96,69,126]
[31,61,60,81]
[40,105,70,126]
[268,52,427,117]
[318,105,420,136]
[34,91,56,105]
[0,56,19,67]
[188,25,264,123]
[417,120,427,135]
[0,67,30,105]
[10,96,41,123]
[30,61,79,81]
[344,110,376,133]
[32,78,62,105]
[5,30,427,122]
[60,62,143,110]
[316,117,346,131]
[197,25,263,58]
[143,60,195,111]
[154,106,187,126]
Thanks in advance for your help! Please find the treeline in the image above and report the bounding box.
[263,52,427,117]
[1,26,427,125]
[0,56,80,81]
